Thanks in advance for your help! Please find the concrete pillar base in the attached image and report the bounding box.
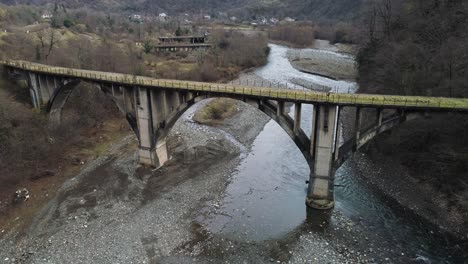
[155,141,169,169]
[306,196,335,210]
[138,148,156,167]
[138,141,169,169]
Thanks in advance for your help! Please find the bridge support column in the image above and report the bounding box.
[307,104,339,210]
[277,101,285,116]
[376,108,383,126]
[354,107,362,150]
[136,87,169,168]
[293,103,302,135]
[27,72,42,109]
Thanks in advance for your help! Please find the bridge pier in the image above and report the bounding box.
[293,103,302,135]
[27,72,42,109]
[354,107,362,150]
[277,101,285,116]
[376,108,383,126]
[307,104,339,209]
[136,87,169,168]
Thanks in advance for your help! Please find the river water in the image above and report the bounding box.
[199,44,464,263]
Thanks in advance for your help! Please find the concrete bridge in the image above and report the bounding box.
[154,44,212,52]
[2,60,468,210]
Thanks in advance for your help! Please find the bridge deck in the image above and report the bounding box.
[2,60,468,111]
[154,44,212,48]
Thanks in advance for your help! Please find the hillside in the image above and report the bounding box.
[0,0,363,21]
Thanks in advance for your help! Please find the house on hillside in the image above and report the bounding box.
[270,18,279,24]
[203,15,211,20]
[159,13,168,22]
[41,12,53,19]
[284,17,295,22]
[129,14,143,23]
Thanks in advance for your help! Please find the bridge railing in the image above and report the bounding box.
[2,60,468,111]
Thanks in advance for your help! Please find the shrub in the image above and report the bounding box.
[199,61,220,82]
[268,25,315,47]
[63,18,75,28]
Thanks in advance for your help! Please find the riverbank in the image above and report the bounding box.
[354,115,468,242]
[0,117,130,238]
[279,42,467,261]
[0,99,263,263]
[287,40,357,81]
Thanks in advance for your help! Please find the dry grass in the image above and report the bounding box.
[193,98,237,125]
[0,118,130,234]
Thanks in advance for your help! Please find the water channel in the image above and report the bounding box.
[199,44,465,263]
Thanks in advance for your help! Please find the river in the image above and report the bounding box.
[199,44,465,263]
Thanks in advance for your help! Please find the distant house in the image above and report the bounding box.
[203,15,211,20]
[129,14,143,23]
[41,13,53,19]
[159,13,168,22]
[284,17,295,22]
[270,18,279,24]
[230,16,237,22]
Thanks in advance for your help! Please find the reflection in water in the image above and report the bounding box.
[200,121,309,241]
[198,43,462,262]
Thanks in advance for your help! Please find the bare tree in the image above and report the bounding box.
[36,29,60,62]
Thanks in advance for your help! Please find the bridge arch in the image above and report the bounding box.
[35,78,308,172]
[152,95,314,167]
[44,78,141,134]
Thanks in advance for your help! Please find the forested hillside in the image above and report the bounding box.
[357,0,468,235]
[0,0,363,21]
[358,0,468,97]
[240,0,363,21]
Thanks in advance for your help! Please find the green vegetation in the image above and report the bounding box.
[63,18,74,28]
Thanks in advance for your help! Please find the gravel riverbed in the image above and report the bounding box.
[0,97,383,263]
[287,40,357,82]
